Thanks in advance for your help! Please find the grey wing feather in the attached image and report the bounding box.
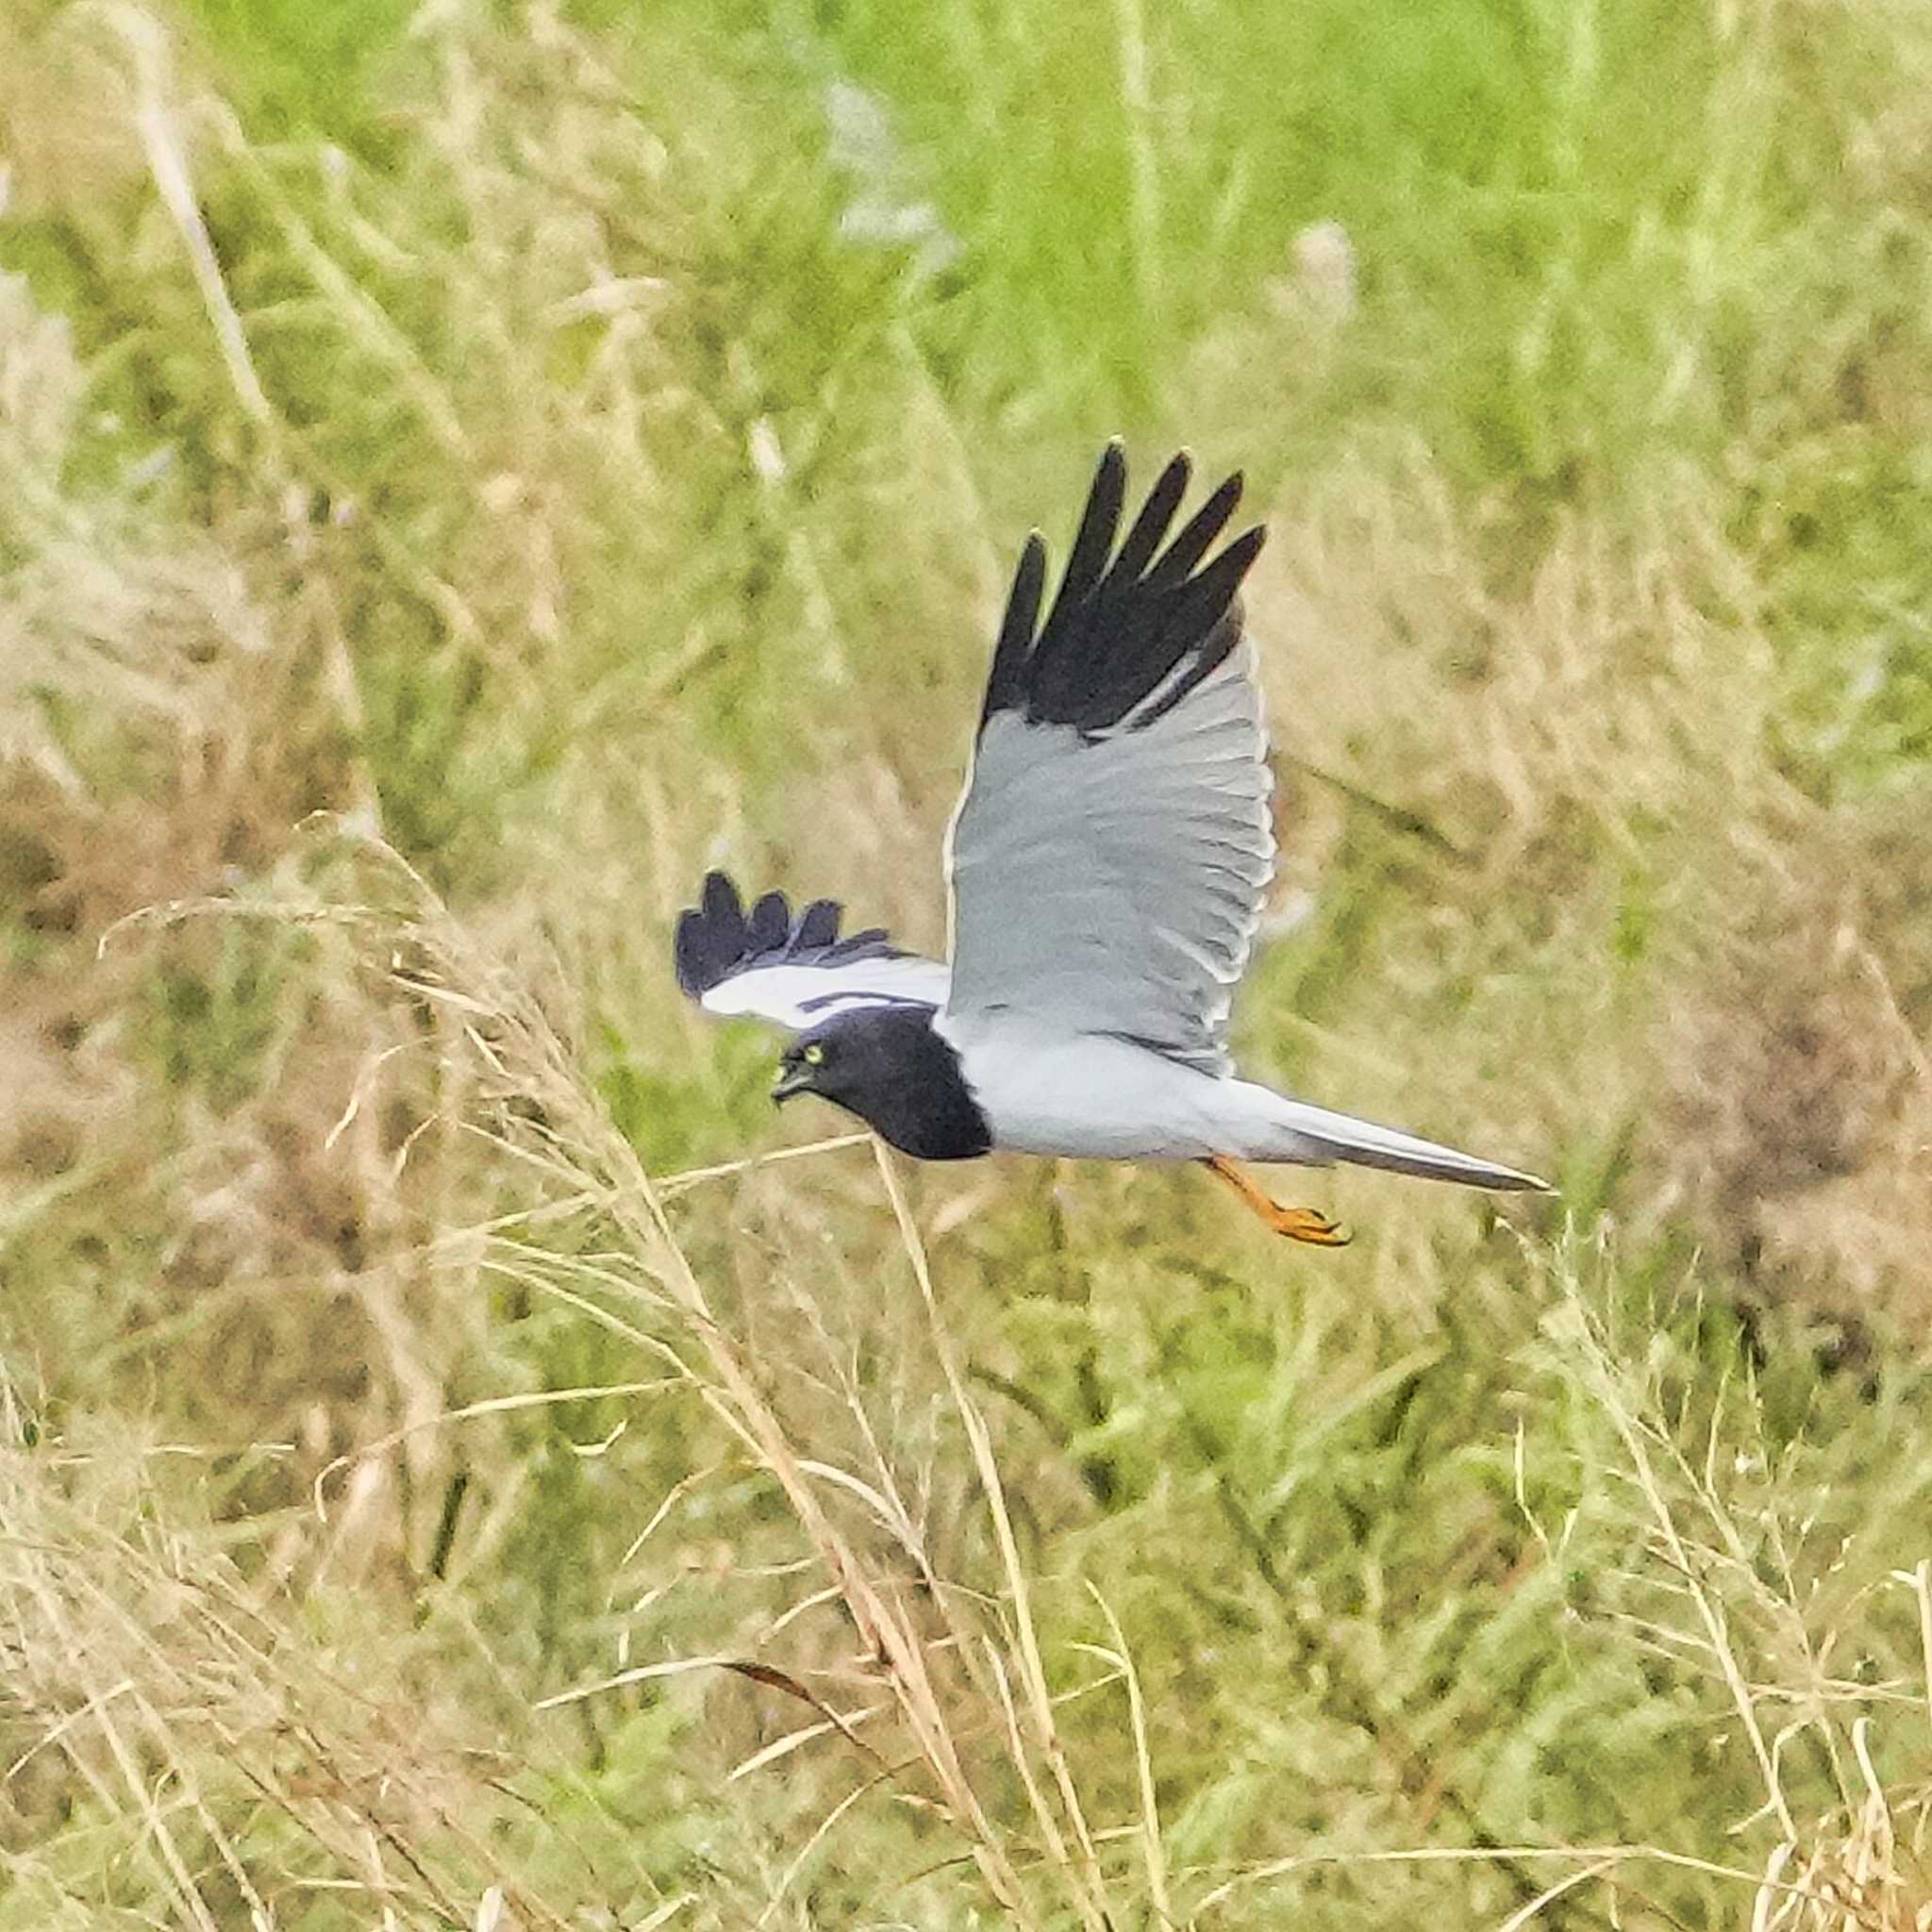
[944,447,1275,1073]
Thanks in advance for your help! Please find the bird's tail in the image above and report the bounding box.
[1258,1091,1548,1192]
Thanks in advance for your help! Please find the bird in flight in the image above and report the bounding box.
[676,444,1546,1243]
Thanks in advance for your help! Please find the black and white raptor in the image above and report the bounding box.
[675,444,1545,1243]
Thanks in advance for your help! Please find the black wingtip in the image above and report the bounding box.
[674,872,907,1001]
[982,530,1048,724]
[1146,469,1246,591]
[795,898,840,948]
[980,445,1264,737]
[1051,446,1128,622]
[749,891,790,952]
[1106,453,1192,591]
[677,869,750,996]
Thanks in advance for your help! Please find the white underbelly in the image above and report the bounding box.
[936,1017,1248,1159]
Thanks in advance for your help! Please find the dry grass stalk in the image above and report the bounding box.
[330,829,1122,1926]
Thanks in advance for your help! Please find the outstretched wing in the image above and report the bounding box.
[942,443,1275,1073]
[675,870,949,1029]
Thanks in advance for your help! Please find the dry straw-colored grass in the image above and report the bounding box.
[0,837,1178,1924]
[5,839,1917,1928]
[1523,1244,1932,1932]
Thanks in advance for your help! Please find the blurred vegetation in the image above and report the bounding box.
[1,0,1930,1924]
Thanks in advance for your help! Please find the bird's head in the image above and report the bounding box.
[772,1013,892,1113]
[770,1008,992,1162]
[772,1026,839,1107]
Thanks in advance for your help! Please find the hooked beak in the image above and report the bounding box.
[771,1062,810,1105]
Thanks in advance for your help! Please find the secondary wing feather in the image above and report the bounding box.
[944,445,1275,1073]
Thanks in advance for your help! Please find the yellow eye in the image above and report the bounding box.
[803,1042,825,1066]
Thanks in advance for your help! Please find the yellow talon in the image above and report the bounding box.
[1204,1155,1353,1247]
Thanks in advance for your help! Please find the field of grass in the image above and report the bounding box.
[3,0,1932,1924]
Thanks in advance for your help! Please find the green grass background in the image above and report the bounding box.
[2,0,1931,1924]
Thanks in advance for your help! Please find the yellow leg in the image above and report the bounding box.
[1204,1156,1351,1247]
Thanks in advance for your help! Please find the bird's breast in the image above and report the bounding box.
[936,1017,1234,1160]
